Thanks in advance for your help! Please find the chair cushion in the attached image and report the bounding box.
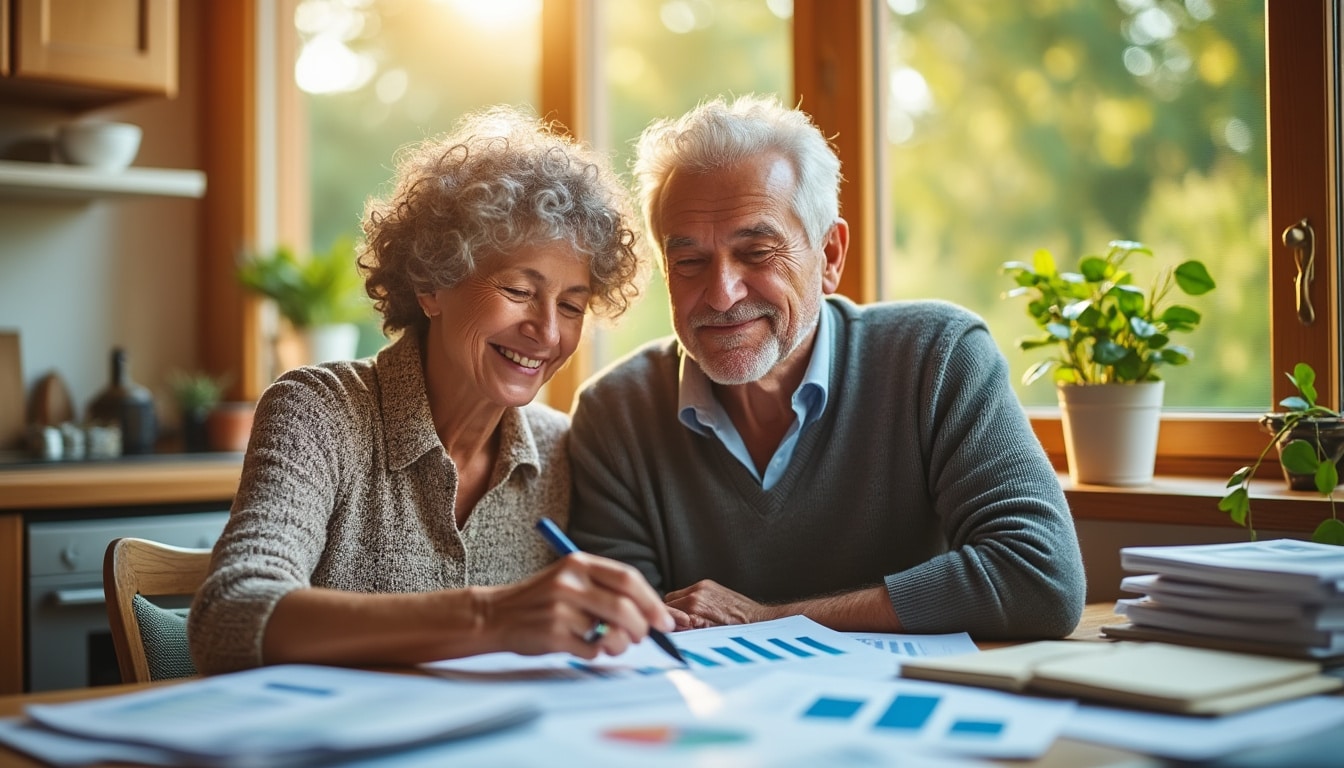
[131,594,197,680]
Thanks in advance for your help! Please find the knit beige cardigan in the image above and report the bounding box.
[188,332,567,674]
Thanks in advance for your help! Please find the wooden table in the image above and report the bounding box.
[0,603,1167,768]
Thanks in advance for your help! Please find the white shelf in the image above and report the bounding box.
[0,159,206,200]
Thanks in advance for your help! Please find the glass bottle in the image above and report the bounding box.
[87,348,157,455]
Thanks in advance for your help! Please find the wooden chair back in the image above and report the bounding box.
[103,537,213,684]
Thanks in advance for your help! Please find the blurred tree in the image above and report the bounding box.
[883,0,1268,409]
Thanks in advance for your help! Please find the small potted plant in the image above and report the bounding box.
[237,236,370,364]
[1001,240,1216,486]
[167,370,230,452]
[1220,363,1344,545]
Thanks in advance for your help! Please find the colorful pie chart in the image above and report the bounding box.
[601,724,752,748]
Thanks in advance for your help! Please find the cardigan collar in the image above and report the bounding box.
[375,331,540,478]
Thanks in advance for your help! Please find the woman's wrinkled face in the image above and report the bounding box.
[419,240,591,409]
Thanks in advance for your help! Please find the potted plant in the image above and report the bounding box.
[237,236,370,363]
[1220,363,1344,545]
[1001,240,1216,486]
[167,370,230,452]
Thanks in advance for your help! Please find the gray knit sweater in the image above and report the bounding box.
[189,332,567,674]
[569,297,1085,639]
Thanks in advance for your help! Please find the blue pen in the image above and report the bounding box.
[535,517,687,666]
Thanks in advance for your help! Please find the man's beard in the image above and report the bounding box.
[684,299,817,386]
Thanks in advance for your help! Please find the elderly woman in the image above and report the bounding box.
[189,107,670,674]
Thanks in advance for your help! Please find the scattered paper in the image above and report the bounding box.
[845,631,979,658]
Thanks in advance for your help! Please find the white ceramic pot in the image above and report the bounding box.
[304,323,360,364]
[1057,381,1164,486]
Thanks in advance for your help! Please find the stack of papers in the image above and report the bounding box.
[1106,539,1344,660]
[0,665,537,767]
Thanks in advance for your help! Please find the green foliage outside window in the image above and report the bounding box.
[883,1,1268,410]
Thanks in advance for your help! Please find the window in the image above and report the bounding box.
[593,0,791,368]
[880,0,1269,411]
[283,0,788,366]
[290,0,543,359]
[232,0,1336,484]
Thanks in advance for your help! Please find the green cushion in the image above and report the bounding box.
[130,594,197,680]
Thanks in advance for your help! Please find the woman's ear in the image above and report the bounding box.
[417,291,440,319]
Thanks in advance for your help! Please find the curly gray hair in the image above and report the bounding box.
[633,93,842,257]
[360,106,645,334]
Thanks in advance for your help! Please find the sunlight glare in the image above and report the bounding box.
[295,34,375,94]
[443,0,540,30]
[664,669,725,718]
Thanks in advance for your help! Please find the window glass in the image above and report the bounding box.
[295,0,541,266]
[595,0,792,367]
[882,0,1268,409]
[292,0,542,357]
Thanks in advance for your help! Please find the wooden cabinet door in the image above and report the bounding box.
[13,0,177,96]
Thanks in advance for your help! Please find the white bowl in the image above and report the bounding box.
[56,121,143,171]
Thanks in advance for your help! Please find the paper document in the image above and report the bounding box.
[422,615,897,711]
[1121,574,1344,626]
[716,671,1074,759]
[21,665,536,767]
[1120,539,1344,594]
[845,631,979,658]
[1063,695,1344,761]
[1115,598,1344,652]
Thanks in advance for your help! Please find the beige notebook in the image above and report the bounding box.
[900,640,1342,715]
[898,640,1120,691]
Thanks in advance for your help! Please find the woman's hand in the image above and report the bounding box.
[473,553,674,659]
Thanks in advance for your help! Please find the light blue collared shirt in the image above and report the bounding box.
[677,304,832,490]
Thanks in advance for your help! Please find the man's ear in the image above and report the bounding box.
[821,218,849,295]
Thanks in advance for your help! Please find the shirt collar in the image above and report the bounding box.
[377,331,540,475]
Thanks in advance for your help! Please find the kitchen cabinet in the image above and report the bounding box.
[2,0,178,107]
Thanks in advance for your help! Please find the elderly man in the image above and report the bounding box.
[569,94,1085,639]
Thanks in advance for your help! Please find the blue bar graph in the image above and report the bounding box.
[949,719,1005,738]
[795,636,845,655]
[903,641,920,656]
[768,638,813,658]
[568,661,617,678]
[712,646,753,664]
[731,637,784,661]
[679,650,721,667]
[873,694,940,731]
[803,696,865,720]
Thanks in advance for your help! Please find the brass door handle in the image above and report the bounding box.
[1282,217,1316,325]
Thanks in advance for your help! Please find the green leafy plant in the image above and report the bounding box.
[167,370,231,414]
[237,237,369,328]
[1001,240,1216,386]
[1220,363,1344,545]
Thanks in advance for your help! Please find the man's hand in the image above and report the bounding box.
[663,579,776,629]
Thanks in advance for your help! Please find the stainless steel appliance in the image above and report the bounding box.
[26,507,229,691]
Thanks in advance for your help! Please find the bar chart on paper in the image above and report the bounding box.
[675,628,851,668]
[724,672,1076,759]
[421,616,900,712]
[845,631,979,658]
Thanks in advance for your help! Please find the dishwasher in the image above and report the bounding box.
[26,506,230,692]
